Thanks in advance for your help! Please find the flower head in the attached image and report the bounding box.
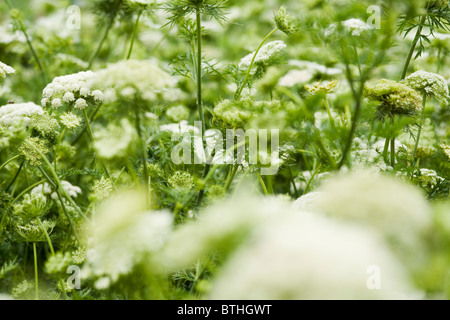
[0,61,15,79]
[402,70,450,103]
[42,71,102,109]
[365,79,423,118]
[60,112,81,130]
[274,6,299,35]
[0,103,44,127]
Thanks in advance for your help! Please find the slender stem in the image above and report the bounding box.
[12,179,46,204]
[71,106,101,146]
[134,108,150,205]
[25,140,87,221]
[196,8,205,134]
[33,242,39,300]
[400,15,426,80]
[88,17,115,69]
[5,0,47,84]
[5,160,24,192]
[288,167,298,197]
[412,95,427,161]
[126,9,143,60]
[324,97,336,130]
[82,109,111,179]
[0,154,20,173]
[390,137,395,167]
[235,27,278,99]
[383,136,390,163]
[266,175,274,194]
[304,164,322,194]
[258,173,269,195]
[36,219,55,255]
[224,164,239,191]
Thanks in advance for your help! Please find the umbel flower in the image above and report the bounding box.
[0,61,15,79]
[402,70,450,103]
[88,60,182,104]
[42,71,104,110]
[274,6,299,35]
[238,40,287,74]
[0,102,44,127]
[364,79,423,119]
[305,80,338,95]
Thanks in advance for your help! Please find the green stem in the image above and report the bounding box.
[11,179,46,204]
[33,242,39,300]
[383,136,390,164]
[224,164,239,192]
[25,140,87,222]
[5,160,24,192]
[71,105,101,146]
[0,154,20,173]
[390,137,396,167]
[126,9,143,60]
[324,97,336,130]
[400,15,426,80]
[134,108,150,205]
[5,0,47,84]
[37,219,55,255]
[288,167,298,197]
[82,109,111,180]
[235,27,279,99]
[258,173,269,195]
[88,17,115,69]
[412,95,427,161]
[196,8,205,134]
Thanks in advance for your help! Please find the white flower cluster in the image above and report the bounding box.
[210,212,417,300]
[278,69,313,87]
[88,60,182,104]
[41,71,104,110]
[412,168,445,188]
[294,171,431,260]
[83,191,173,285]
[31,180,82,200]
[163,189,417,299]
[402,70,450,103]
[325,18,372,37]
[279,60,342,87]
[0,102,44,127]
[350,138,389,172]
[94,118,138,160]
[0,61,15,79]
[239,40,287,72]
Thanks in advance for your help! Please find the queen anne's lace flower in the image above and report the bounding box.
[239,41,287,72]
[326,18,372,37]
[32,180,82,200]
[42,71,102,109]
[365,79,423,117]
[60,112,81,130]
[274,6,299,35]
[0,103,44,127]
[83,191,173,284]
[88,60,182,104]
[402,70,450,103]
[94,118,138,160]
[0,61,15,79]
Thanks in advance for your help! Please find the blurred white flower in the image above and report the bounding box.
[210,212,418,299]
[0,61,15,79]
[239,40,287,72]
[295,171,432,259]
[0,102,44,127]
[84,190,173,283]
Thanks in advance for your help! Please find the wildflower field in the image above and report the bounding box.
[1,0,450,301]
